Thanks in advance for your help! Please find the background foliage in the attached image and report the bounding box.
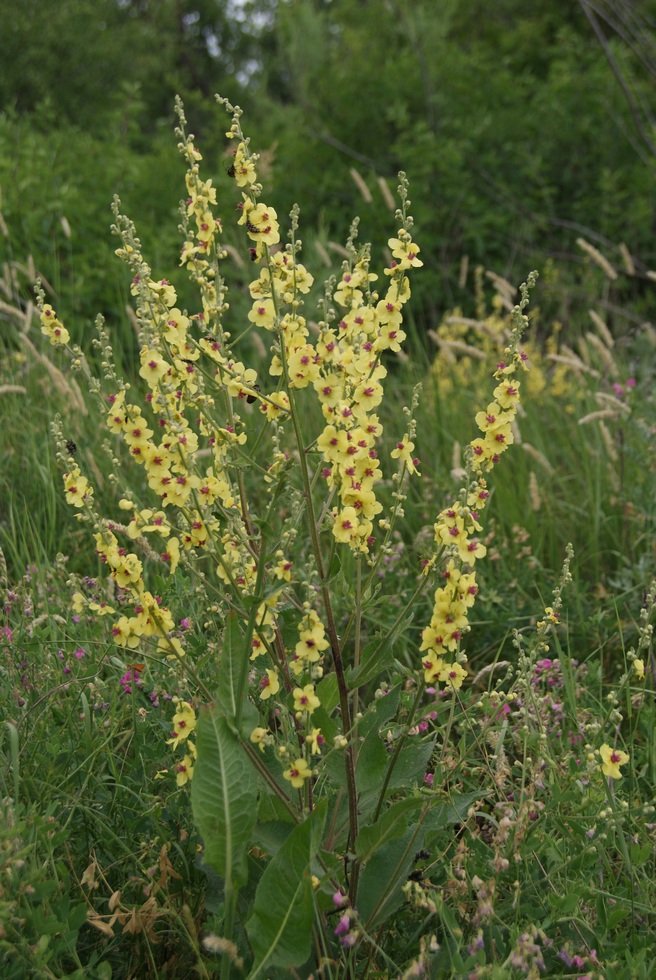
[1,0,655,335]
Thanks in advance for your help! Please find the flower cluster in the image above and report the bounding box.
[420,275,537,692]
[166,698,197,786]
[39,303,70,346]
[315,222,423,553]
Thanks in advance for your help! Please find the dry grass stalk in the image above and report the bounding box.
[445,315,509,342]
[450,440,466,482]
[576,237,618,280]
[619,243,635,276]
[585,332,618,376]
[595,391,631,414]
[327,241,350,259]
[578,408,620,425]
[546,353,600,379]
[222,243,245,268]
[314,240,332,267]
[377,176,396,211]
[349,167,373,203]
[598,421,619,463]
[521,443,554,475]
[437,338,488,360]
[485,270,515,301]
[428,330,455,361]
[17,332,88,415]
[588,309,614,348]
[458,254,469,289]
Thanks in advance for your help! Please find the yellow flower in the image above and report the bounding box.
[387,235,423,270]
[158,635,186,659]
[246,202,280,246]
[260,668,280,701]
[599,743,630,779]
[438,662,468,690]
[63,467,93,507]
[71,592,86,613]
[139,347,170,388]
[283,757,313,788]
[167,702,197,749]
[634,659,645,681]
[293,684,321,716]
[250,727,270,753]
[176,751,195,786]
[161,537,181,575]
[391,434,419,474]
[306,728,326,755]
[421,650,444,683]
[332,506,360,545]
[40,304,70,345]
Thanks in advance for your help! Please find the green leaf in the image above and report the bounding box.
[355,797,424,862]
[216,610,258,736]
[386,740,435,792]
[607,906,630,930]
[358,686,400,739]
[347,638,395,688]
[424,791,485,835]
[216,610,245,720]
[191,705,258,890]
[246,802,326,978]
[548,887,582,915]
[348,616,414,689]
[315,673,339,714]
[358,823,425,929]
[356,726,389,795]
[252,820,294,857]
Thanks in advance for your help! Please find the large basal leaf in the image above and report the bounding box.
[347,615,414,689]
[354,797,424,863]
[246,802,326,978]
[191,705,258,890]
[355,725,389,796]
[423,790,487,837]
[386,739,436,792]
[358,823,426,929]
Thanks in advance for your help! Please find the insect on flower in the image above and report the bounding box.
[66,439,78,456]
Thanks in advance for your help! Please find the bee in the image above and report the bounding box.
[65,439,78,456]
[225,162,236,179]
[246,384,261,405]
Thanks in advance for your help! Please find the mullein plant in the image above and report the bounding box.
[40,96,544,976]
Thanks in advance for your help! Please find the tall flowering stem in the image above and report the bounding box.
[420,273,538,695]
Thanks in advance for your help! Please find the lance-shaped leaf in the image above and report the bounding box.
[246,801,326,978]
[216,610,258,736]
[354,797,424,863]
[191,704,258,890]
[358,823,426,929]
